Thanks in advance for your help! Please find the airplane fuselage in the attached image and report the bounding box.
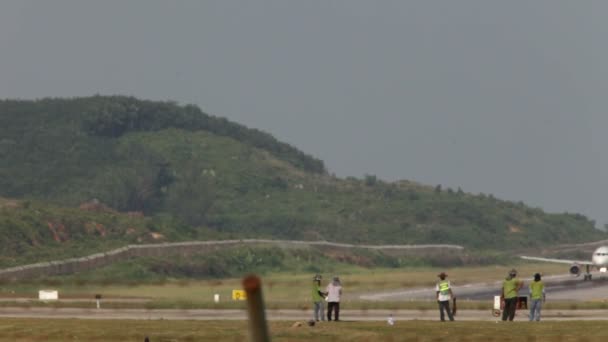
[591,246,608,267]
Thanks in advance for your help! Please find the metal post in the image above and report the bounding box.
[243,274,271,342]
[95,294,102,309]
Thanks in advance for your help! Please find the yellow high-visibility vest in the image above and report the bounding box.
[438,281,450,295]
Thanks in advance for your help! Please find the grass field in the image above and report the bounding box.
[0,319,606,341]
[0,263,604,340]
[0,263,570,311]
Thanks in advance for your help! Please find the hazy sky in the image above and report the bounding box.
[1,1,607,225]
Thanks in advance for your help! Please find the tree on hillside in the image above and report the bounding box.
[166,168,216,227]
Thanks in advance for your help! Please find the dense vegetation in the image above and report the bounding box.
[39,245,511,283]
[0,96,605,269]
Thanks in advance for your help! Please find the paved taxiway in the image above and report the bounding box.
[359,272,608,302]
[0,308,606,321]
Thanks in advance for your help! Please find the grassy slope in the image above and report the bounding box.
[0,199,222,267]
[0,96,605,268]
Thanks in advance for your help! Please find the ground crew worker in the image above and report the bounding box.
[435,272,454,321]
[502,268,524,321]
[529,273,545,321]
[312,274,326,322]
[326,276,342,321]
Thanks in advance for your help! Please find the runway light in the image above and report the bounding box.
[600,267,607,273]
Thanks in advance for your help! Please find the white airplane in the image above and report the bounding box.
[521,246,608,281]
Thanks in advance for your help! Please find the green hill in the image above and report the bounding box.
[0,96,604,267]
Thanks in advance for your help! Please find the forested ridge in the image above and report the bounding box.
[0,96,604,267]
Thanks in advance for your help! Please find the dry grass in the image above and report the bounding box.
[0,319,607,341]
[0,198,20,209]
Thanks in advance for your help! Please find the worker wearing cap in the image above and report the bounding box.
[502,269,524,321]
[529,273,545,321]
[435,272,455,321]
[312,274,326,322]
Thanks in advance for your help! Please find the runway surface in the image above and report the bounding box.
[359,272,608,302]
[0,307,606,321]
